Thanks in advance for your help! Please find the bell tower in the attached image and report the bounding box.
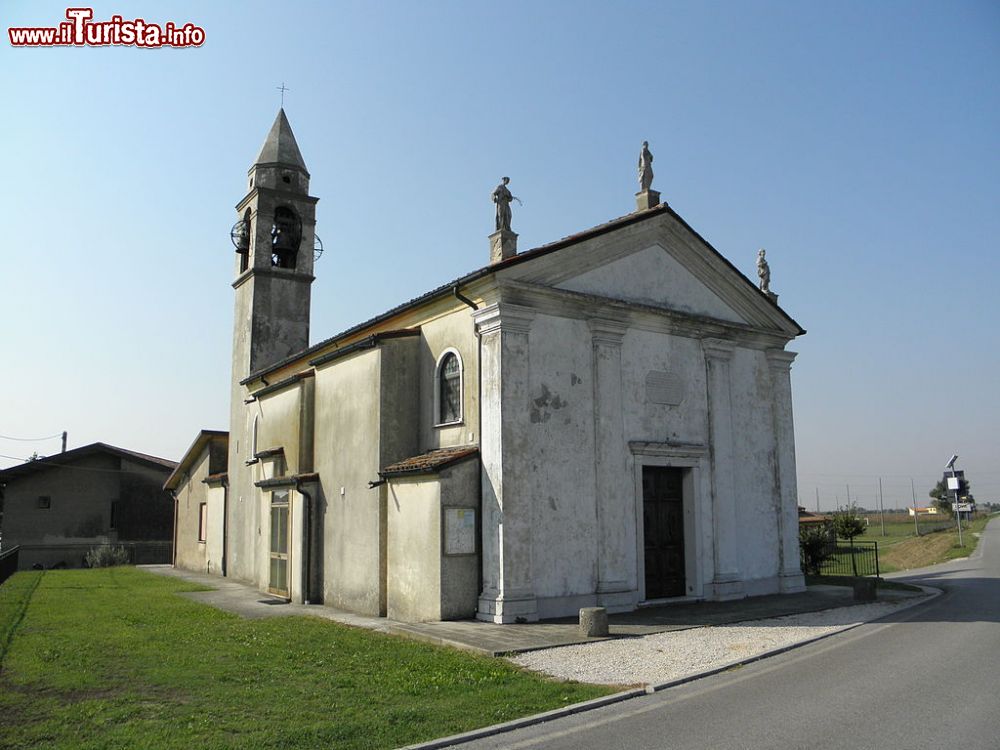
[231,108,318,381]
[227,110,318,584]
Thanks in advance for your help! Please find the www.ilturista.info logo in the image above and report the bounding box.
[9,7,205,48]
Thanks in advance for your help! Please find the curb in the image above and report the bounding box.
[396,687,646,750]
[399,586,941,750]
[641,584,941,693]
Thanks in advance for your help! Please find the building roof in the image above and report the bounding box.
[254,108,308,175]
[244,201,804,385]
[380,446,480,478]
[163,430,228,491]
[0,442,177,482]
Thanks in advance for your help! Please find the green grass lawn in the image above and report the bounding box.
[877,514,993,573]
[0,568,612,750]
[854,519,954,548]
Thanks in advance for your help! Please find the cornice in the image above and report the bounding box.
[472,302,535,335]
[496,279,792,349]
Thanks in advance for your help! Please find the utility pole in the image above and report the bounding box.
[815,487,820,513]
[911,477,919,536]
[947,455,963,547]
[878,477,886,536]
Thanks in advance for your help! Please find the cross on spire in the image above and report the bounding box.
[276,82,290,107]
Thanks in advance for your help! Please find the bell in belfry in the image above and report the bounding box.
[270,206,302,269]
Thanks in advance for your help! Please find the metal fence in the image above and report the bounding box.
[0,546,19,585]
[803,539,880,578]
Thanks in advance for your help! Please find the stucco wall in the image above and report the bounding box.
[256,383,303,474]
[385,459,479,622]
[119,459,175,541]
[173,444,227,576]
[557,244,745,323]
[2,453,119,552]
[418,311,479,451]
[313,348,385,615]
[386,478,441,622]
[487,298,794,616]
[521,313,599,603]
[728,346,782,584]
[174,450,211,572]
[438,458,480,619]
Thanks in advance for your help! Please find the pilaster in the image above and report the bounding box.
[766,349,805,592]
[588,318,633,609]
[474,303,538,622]
[702,338,743,600]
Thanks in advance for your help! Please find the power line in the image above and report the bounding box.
[0,432,63,442]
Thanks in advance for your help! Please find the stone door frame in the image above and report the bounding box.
[630,442,709,602]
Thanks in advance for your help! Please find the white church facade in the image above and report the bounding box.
[167,110,807,623]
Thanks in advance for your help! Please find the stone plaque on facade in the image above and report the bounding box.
[646,370,684,406]
[444,508,476,555]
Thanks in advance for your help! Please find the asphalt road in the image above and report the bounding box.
[457,517,1000,750]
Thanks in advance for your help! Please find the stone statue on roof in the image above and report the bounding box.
[492,177,519,232]
[757,248,771,294]
[638,141,654,192]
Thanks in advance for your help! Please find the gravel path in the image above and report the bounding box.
[510,599,920,687]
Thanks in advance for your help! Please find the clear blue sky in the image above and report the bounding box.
[2,1,998,509]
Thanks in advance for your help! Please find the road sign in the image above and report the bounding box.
[952,503,973,512]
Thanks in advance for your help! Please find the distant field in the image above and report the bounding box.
[0,568,611,750]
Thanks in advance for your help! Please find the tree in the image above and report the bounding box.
[929,473,976,517]
[833,505,867,577]
[833,507,867,541]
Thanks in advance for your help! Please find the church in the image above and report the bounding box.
[166,109,807,623]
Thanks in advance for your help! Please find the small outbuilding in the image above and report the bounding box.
[163,430,229,575]
[0,442,177,569]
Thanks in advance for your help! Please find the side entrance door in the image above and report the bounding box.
[268,490,290,598]
[642,466,685,599]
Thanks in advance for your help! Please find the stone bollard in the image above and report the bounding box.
[579,607,609,637]
[853,578,878,602]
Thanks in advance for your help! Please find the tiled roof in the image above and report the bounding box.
[243,200,804,385]
[0,442,177,481]
[380,446,479,478]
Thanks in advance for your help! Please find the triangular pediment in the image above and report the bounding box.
[556,244,746,323]
[495,206,803,337]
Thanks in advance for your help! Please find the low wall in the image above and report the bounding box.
[16,542,173,570]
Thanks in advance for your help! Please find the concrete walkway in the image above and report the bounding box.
[142,565,923,657]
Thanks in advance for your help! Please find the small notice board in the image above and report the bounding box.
[444,508,476,555]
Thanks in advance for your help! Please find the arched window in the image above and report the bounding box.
[436,350,463,425]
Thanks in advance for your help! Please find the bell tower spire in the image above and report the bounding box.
[231,109,319,380]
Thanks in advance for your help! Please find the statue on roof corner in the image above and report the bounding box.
[492,176,519,232]
[757,248,771,294]
[638,141,654,192]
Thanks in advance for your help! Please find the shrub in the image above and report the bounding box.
[800,526,833,575]
[84,545,130,568]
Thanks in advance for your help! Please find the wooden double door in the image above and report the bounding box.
[642,466,686,599]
